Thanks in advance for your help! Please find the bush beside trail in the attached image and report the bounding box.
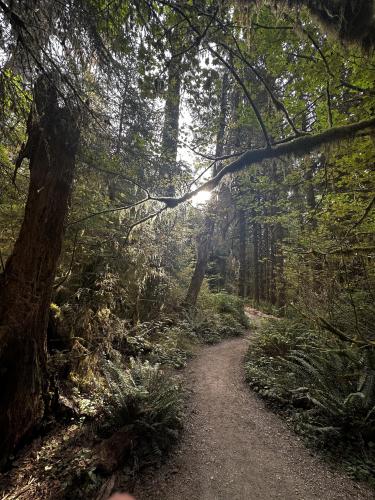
[245,318,375,487]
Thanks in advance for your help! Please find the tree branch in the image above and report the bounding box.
[83,162,150,195]
[66,197,150,227]
[66,117,375,229]
[180,139,245,161]
[208,44,271,147]
[348,195,375,233]
[157,116,375,208]
[125,207,167,241]
[219,38,300,136]
[53,230,79,288]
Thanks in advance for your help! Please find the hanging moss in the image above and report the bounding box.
[301,0,375,49]
[247,1,375,49]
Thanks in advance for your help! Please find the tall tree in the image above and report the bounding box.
[160,52,183,196]
[184,72,229,307]
[0,75,81,462]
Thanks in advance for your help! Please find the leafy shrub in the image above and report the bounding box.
[247,319,314,358]
[212,292,249,327]
[148,325,197,368]
[190,288,249,343]
[198,289,249,328]
[245,318,375,484]
[246,299,283,317]
[101,358,183,464]
[182,307,246,345]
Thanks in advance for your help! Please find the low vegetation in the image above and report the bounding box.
[245,318,375,486]
[0,284,247,498]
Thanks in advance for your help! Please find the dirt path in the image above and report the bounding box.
[133,335,373,500]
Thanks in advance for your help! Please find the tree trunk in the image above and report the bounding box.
[184,217,215,307]
[213,72,229,176]
[238,209,247,298]
[253,216,260,304]
[160,53,182,196]
[305,162,316,210]
[276,225,286,308]
[269,162,278,305]
[0,75,80,465]
[262,223,269,301]
[184,72,228,307]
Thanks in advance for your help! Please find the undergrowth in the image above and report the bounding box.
[39,287,248,497]
[100,358,183,465]
[245,318,375,487]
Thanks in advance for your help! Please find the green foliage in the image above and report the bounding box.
[1,0,375,494]
[245,318,375,484]
[189,288,249,344]
[147,325,197,368]
[210,291,249,327]
[101,358,183,463]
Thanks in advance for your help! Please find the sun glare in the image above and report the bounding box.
[192,190,212,206]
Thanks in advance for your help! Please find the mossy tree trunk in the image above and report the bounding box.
[238,208,247,298]
[184,216,216,307]
[160,53,183,196]
[252,214,260,304]
[184,73,229,307]
[0,75,80,466]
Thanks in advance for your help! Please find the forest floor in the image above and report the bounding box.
[131,310,373,500]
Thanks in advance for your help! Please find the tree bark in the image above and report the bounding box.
[160,53,182,196]
[238,208,247,298]
[213,72,229,176]
[0,75,80,465]
[253,215,260,304]
[305,162,316,210]
[184,216,215,307]
[262,222,269,302]
[184,72,229,307]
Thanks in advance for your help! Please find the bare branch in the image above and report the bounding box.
[180,140,245,161]
[188,162,215,188]
[251,22,293,30]
[82,162,150,195]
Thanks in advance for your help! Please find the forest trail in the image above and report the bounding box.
[133,319,372,500]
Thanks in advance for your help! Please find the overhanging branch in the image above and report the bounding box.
[68,117,375,226]
[158,116,375,208]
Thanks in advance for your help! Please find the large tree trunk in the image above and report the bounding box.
[184,72,229,307]
[160,53,182,196]
[253,216,260,304]
[213,72,229,176]
[184,216,215,307]
[0,75,80,465]
[238,208,247,298]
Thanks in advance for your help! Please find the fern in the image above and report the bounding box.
[100,358,183,465]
